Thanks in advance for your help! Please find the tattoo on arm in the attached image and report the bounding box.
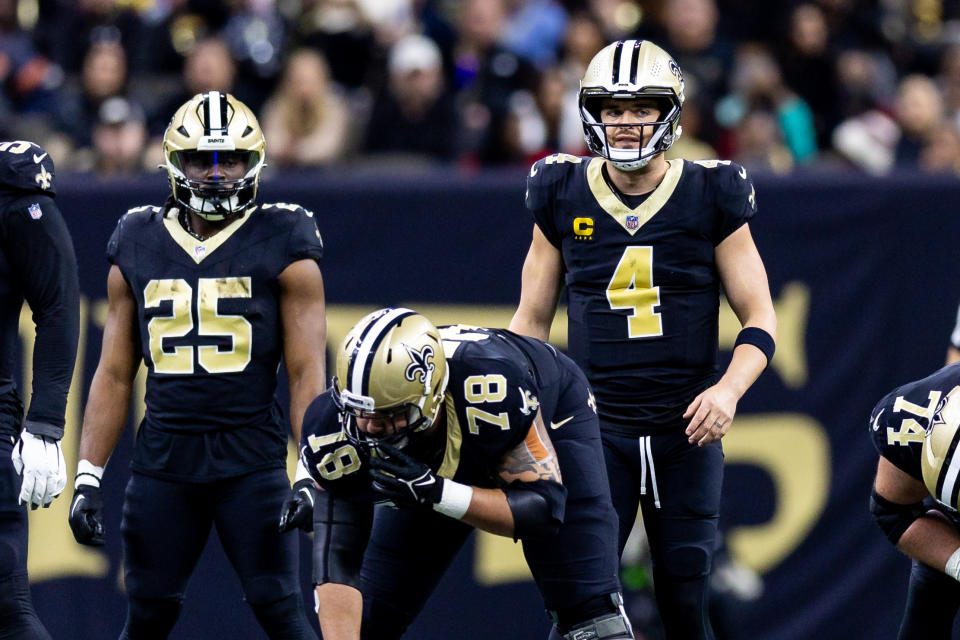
[496,413,562,485]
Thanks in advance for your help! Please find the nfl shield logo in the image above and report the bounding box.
[626,215,639,230]
[28,203,42,220]
[194,244,206,259]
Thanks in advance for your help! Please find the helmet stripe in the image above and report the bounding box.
[610,41,623,85]
[348,308,417,398]
[204,91,228,135]
[618,39,637,84]
[629,39,643,85]
[937,425,960,507]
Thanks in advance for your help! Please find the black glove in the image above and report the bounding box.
[68,485,104,546]
[278,478,317,533]
[367,443,444,508]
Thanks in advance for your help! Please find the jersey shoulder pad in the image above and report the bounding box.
[301,392,371,499]
[259,202,323,261]
[0,141,56,195]
[525,153,586,209]
[694,159,757,215]
[108,205,163,259]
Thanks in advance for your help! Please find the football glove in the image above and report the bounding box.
[278,461,318,534]
[367,443,444,508]
[68,485,105,546]
[11,430,66,509]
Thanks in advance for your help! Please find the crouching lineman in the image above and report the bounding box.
[870,364,960,638]
[297,308,632,640]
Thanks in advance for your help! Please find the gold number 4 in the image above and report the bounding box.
[606,246,662,338]
[144,277,253,374]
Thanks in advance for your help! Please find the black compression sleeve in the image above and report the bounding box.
[3,196,78,437]
[312,490,374,588]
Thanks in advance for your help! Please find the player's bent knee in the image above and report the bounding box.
[249,593,312,640]
[121,596,182,640]
[663,545,711,579]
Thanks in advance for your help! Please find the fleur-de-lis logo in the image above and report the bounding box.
[404,344,435,390]
[34,166,51,190]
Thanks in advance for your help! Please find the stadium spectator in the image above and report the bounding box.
[452,0,539,164]
[288,0,377,91]
[90,96,148,178]
[893,74,946,168]
[500,0,569,69]
[777,3,840,148]
[53,39,129,153]
[665,84,718,161]
[731,110,794,174]
[716,44,817,164]
[361,34,459,163]
[261,49,350,168]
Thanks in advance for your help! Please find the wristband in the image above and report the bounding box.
[294,458,313,483]
[734,327,775,365]
[432,480,473,520]
[75,459,104,490]
[946,546,960,581]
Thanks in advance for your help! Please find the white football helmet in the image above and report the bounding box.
[580,40,685,171]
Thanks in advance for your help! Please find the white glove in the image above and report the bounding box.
[11,431,67,509]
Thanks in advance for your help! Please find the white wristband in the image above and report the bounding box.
[294,458,312,483]
[433,480,473,520]
[75,459,104,490]
[946,547,960,581]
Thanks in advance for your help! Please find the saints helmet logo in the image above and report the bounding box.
[404,344,435,389]
[34,166,51,190]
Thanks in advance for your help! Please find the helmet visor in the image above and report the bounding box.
[171,149,261,183]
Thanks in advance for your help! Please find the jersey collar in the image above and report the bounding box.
[162,205,258,264]
[587,157,683,235]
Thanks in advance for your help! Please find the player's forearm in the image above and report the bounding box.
[287,367,325,440]
[315,583,362,640]
[459,487,516,537]
[77,367,134,466]
[508,310,552,342]
[897,511,960,574]
[717,344,769,399]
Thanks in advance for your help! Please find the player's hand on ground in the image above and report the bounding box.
[68,485,105,546]
[11,430,66,509]
[683,384,737,447]
[368,443,443,508]
[278,477,317,533]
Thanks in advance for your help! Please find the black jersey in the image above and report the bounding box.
[108,203,323,479]
[0,141,77,438]
[869,365,960,481]
[526,154,755,431]
[301,326,573,500]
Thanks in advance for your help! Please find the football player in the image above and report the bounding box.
[508,40,778,639]
[0,140,77,638]
[67,92,325,639]
[302,308,632,640]
[871,365,960,639]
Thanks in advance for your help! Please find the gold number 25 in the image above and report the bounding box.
[144,277,252,374]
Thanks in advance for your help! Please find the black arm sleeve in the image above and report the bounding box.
[312,489,374,588]
[3,196,79,438]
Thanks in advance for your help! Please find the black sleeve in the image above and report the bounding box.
[2,196,79,438]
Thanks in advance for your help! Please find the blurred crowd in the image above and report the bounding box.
[4,0,960,177]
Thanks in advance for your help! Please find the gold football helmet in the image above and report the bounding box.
[162,91,265,220]
[922,397,960,511]
[333,308,449,449]
[580,39,685,171]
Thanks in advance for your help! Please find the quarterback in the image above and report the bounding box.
[301,308,632,640]
[509,40,778,639]
[68,92,325,638]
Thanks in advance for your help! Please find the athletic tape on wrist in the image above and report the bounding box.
[433,480,473,519]
[295,458,313,483]
[75,459,104,490]
[946,546,960,581]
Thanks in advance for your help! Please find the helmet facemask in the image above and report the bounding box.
[580,91,682,171]
[333,380,437,452]
[168,149,263,220]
